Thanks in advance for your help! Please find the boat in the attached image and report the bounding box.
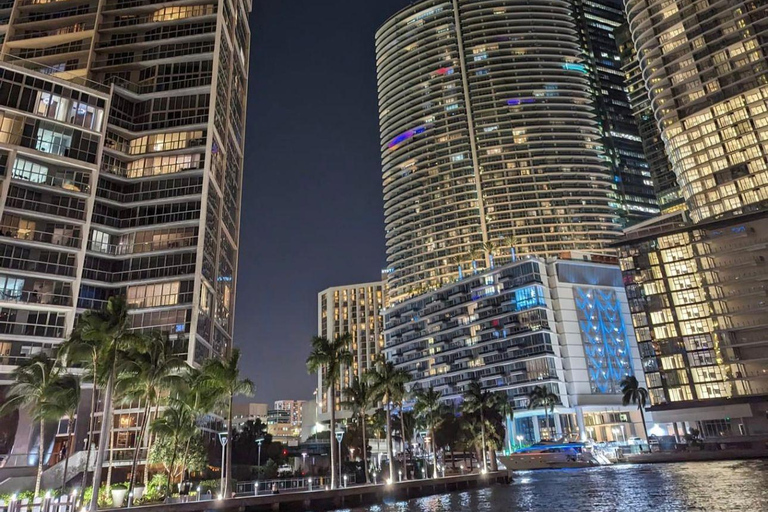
[498,441,610,470]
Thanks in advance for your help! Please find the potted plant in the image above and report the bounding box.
[111,483,128,507]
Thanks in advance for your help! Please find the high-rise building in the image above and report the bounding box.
[232,402,269,428]
[573,0,659,224]
[0,0,251,479]
[617,210,768,436]
[625,0,768,223]
[376,0,623,305]
[383,254,647,443]
[615,24,683,214]
[614,0,768,438]
[316,281,385,420]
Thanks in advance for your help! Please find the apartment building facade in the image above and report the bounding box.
[0,0,251,478]
[383,255,647,444]
[316,281,385,421]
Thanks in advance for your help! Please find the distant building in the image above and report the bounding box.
[274,399,305,429]
[231,402,268,428]
[317,281,385,421]
[383,254,647,444]
[616,210,768,437]
[267,408,299,446]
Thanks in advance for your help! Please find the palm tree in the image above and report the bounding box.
[306,334,352,489]
[482,241,497,269]
[76,296,137,511]
[149,400,196,485]
[59,329,103,493]
[0,354,70,496]
[620,375,650,442]
[449,256,464,280]
[51,373,81,491]
[201,348,255,496]
[412,386,444,477]
[498,398,514,454]
[461,380,499,471]
[394,388,410,479]
[527,386,559,440]
[368,359,409,481]
[467,246,483,274]
[502,235,518,262]
[461,415,501,469]
[341,376,373,483]
[175,366,217,482]
[116,331,185,495]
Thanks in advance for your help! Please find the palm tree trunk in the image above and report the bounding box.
[106,421,115,487]
[91,364,116,511]
[639,406,649,448]
[81,356,99,492]
[385,396,394,482]
[361,412,369,484]
[329,385,337,489]
[62,415,74,490]
[128,400,151,494]
[399,409,407,480]
[480,409,487,471]
[35,417,44,497]
[224,392,234,496]
[143,398,158,486]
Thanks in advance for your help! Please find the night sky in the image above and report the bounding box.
[236,1,412,404]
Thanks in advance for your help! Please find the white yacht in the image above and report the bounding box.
[498,442,610,470]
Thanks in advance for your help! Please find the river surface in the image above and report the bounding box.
[329,461,768,511]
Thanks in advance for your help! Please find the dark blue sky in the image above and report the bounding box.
[236,0,412,403]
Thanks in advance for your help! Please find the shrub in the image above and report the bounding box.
[82,485,112,508]
[111,483,128,490]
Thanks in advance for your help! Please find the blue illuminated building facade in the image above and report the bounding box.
[383,254,647,444]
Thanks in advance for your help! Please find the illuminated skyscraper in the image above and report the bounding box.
[626,0,768,222]
[377,0,622,305]
[0,0,251,480]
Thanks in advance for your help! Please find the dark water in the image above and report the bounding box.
[333,461,768,511]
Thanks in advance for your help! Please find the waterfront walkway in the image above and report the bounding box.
[123,472,510,512]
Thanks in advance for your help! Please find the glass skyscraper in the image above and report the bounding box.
[377,0,624,305]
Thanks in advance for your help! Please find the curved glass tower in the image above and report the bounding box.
[377,0,622,304]
[626,0,768,223]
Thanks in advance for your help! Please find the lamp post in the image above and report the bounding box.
[335,428,345,487]
[255,437,265,467]
[218,431,229,498]
[302,452,308,473]
[516,435,524,449]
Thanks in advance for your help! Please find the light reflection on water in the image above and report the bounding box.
[330,461,768,512]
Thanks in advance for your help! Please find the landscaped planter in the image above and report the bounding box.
[111,488,128,507]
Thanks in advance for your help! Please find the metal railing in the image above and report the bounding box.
[234,475,351,496]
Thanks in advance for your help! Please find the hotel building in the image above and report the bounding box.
[316,281,385,420]
[383,255,647,444]
[0,0,251,482]
[376,0,623,304]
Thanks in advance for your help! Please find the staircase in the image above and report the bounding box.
[0,450,92,493]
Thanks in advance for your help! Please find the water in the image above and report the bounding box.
[332,461,768,511]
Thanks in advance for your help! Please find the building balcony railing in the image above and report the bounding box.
[0,255,76,277]
[0,226,81,249]
[6,197,86,222]
[0,321,65,338]
[12,172,90,195]
[87,236,197,256]
[0,289,71,307]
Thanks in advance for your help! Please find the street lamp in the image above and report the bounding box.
[335,428,345,487]
[302,452,308,473]
[256,437,265,467]
[516,435,524,448]
[218,431,229,498]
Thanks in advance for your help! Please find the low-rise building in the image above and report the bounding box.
[383,254,646,444]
